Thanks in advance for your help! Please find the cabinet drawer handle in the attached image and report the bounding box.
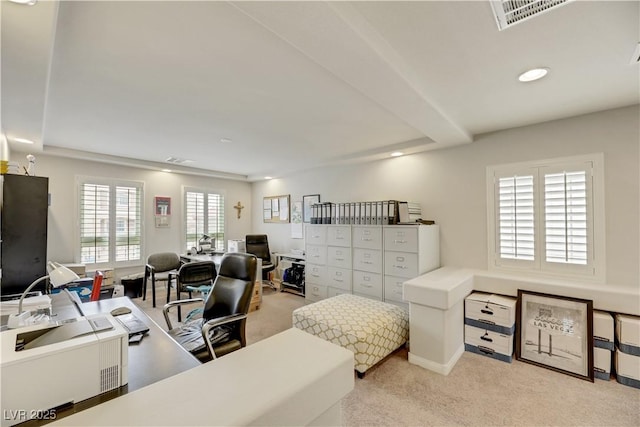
[311,273,320,277]
[481,334,493,343]
[363,261,373,264]
[361,237,372,241]
[393,265,408,269]
[312,235,321,238]
[335,257,345,261]
[333,278,343,282]
[359,283,373,288]
[394,239,407,244]
[480,309,493,315]
[336,236,344,240]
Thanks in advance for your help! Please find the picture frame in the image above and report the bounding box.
[516,290,594,382]
[302,194,320,223]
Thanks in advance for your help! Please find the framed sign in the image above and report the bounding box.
[516,290,594,382]
[263,195,290,223]
[154,196,171,228]
[302,194,320,223]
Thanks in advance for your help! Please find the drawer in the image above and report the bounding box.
[328,287,351,298]
[352,226,382,249]
[464,324,514,356]
[384,276,406,303]
[305,283,327,303]
[305,225,327,245]
[305,244,327,265]
[352,270,383,299]
[353,248,382,273]
[305,264,327,285]
[327,246,352,269]
[353,292,382,302]
[327,225,351,247]
[384,226,419,252]
[384,251,418,279]
[327,267,352,291]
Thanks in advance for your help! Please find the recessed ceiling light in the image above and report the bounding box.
[12,137,35,144]
[264,176,273,180]
[518,67,549,82]
[391,152,404,157]
[220,138,233,144]
[9,0,37,5]
[161,169,172,173]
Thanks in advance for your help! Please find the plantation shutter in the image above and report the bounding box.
[185,191,205,250]
[497,173,535,261]
[543,163,591,265]
[115,186,142,262]
[80,183,110,264]
[207,193,225,251]
[185,190,225,252]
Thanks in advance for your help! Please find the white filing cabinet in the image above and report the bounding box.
[383,225,440,309]
[305,224,440,306]
[304,225,328,303]
[352,226,384,301]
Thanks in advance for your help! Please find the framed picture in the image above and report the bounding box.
[154,196,171,216]
[302,194,320,223]
[516,290,594,382]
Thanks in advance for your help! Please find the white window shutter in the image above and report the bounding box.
[496,173,535,262]
[80,183,110,264]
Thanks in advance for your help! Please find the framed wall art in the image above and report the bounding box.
[516,290,594,382]
[302,194,320,223]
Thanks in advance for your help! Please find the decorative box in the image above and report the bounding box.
[615,348,640,389]
[464,324,513,363]
[593,346,612,380]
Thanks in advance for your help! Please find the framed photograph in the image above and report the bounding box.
[154,196,171,216]
[302,194,320,223]
[516,290,594,382]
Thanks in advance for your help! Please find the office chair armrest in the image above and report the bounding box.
[162,298,204,330]
[202,313,248,359]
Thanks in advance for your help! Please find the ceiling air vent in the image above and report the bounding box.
[490,0,572,31]
[165,156,193,164]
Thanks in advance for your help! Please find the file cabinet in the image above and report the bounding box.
[304,224,440,306]
[383,225,440,309]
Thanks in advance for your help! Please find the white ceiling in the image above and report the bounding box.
[2,1,638,182]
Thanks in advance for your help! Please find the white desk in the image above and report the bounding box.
[51,328,355,426]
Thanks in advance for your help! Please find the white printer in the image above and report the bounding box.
[1,314,128,426]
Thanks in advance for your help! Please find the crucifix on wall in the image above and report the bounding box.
[234,201,244,219]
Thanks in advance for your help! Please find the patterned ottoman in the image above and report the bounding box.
[293,294,409,378]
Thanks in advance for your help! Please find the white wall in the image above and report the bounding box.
[9,152,253,277]
[251,105,639,291]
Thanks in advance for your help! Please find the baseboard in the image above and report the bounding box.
[408,344,465,376]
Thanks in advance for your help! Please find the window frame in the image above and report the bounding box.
[486,153,605,282]
[76,176,145,269]
[182,186,226,252]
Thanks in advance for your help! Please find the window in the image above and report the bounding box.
[184,187,225,252]
[78,178,143,266]
[487,154,605,281]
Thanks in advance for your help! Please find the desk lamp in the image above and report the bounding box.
[7,261,80,329]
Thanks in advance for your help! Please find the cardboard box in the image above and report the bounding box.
[593,346,611,380]
[593,311,614,350]
[63,263,86,278]
[615,314,640,356]
[615,348,640,389]
[465,292,516,335]
[464,324,513,363]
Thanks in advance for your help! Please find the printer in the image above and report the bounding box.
[1,314,128,426]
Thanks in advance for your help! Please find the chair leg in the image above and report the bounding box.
[151,280,156,308]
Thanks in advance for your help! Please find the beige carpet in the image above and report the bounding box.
[133,287,640,426]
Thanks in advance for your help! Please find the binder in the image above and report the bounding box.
[364,202,372,224]
[330,203,337,224]
[382,201,389,225]
[339,203,345,224]
[388,200,398,224]
[376,201,384,225]
[350,202,356,225]
[398,201,409,223]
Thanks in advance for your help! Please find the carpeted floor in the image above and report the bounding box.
[133,287,640,426]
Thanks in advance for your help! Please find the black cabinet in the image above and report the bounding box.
[1,174,49,295]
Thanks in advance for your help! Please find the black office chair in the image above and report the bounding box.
[163,252,257,362]
[245,234,276,291]
[143,252,182,307]
[174,261,217,322]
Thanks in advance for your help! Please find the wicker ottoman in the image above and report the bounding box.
[293,294,409,378]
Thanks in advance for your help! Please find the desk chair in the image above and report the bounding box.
[163,252,257,362]
[245,234,276,290]
[174,261,216,322]
[143,252,181,307]
[89,271,104,302]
